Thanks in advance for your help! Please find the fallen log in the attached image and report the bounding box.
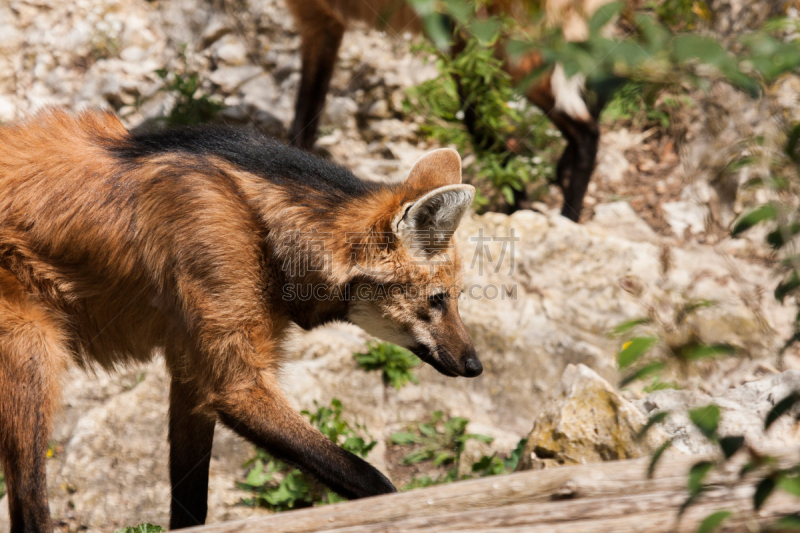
[190,451,800,532]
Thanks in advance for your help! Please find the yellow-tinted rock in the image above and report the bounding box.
[517,363,665,470]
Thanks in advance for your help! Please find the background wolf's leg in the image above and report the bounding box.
[288,1,346,150]
[550,110,600,222]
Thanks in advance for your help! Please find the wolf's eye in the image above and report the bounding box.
[429,293,447,311]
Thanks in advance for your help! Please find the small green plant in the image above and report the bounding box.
[239,398,376,511]
[390,418,528,491]
[89,30,121,62]
[391,411,492,467]
[154,46,222,127]
[470,437,528,477]
[390,411,496,488]
[114,524,165,533]
[602,81,692,131]
[354,341,420,390]
[0,468,5,499]
[648,0,711,31]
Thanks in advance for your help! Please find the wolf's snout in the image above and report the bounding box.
[463,354,483,377]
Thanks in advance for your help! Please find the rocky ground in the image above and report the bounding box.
[1,0,800,530]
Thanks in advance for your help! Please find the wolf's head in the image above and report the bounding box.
[346,149,481,378]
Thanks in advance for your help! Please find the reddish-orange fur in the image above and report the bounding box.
[0,109,481,532]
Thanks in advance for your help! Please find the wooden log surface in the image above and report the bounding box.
[190,451,800,532]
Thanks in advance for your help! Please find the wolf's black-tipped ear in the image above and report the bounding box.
[405,148,462,191]
[394,184,474,256]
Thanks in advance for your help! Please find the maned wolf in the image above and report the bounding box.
[286,0,615,221]
[0,109,481,532]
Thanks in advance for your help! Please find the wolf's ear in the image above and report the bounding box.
[405,148,462,190]
[393,184,475,256]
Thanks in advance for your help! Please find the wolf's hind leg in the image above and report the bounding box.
[0,271,68,533]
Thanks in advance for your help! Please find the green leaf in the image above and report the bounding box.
[643,377,680,393]
[467,433,494,444]
[689,405,721,441]
[403,449,433,465]
[647,438,672,479]
[683,344,735,362]
[697,510,732,533]
[610,317,652,337]
[636,13,670,50]
[471,454,495,471]
[754,477,776,510]
[621,361,665,387]
[731,204,777,236]
[422,12,453,51]
[617,336,658,369]
[719,435,745,460]
[677,299,716,317]
[776,271,800,303]
[767,222,800,249]
[419,423,438,437]
[787,123,800,164]
[778,474,800,497]
[469,18,503,44]
[637,411,670,441]
[770,514,800,530]
[443,0,472,25]
[506,39,537,58]
[673,34,728,65]
[765,392,800,430]
[589,1,623,34]
[390,431,421,445]
[433,451,454,466]
[504,438,528,472]
[245,461,271,486]
[501,185,515,205]
[688,460,715,497]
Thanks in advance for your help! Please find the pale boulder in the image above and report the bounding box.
[517,364,666,470]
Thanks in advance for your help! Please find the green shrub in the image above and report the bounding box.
[391,411,492,468]
[239,398,376,511]
[354,341,420,390]
[153,46,222,127]
[470,437,527,477]
[114,524,164,533]
[405,35,559,211]
[0,469,4,499]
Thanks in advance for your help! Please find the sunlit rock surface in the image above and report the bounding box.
[516,364,664,471]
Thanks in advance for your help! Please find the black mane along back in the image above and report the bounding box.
[109,125,380,198]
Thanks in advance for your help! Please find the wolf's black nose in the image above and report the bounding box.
[464,356,483,377]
